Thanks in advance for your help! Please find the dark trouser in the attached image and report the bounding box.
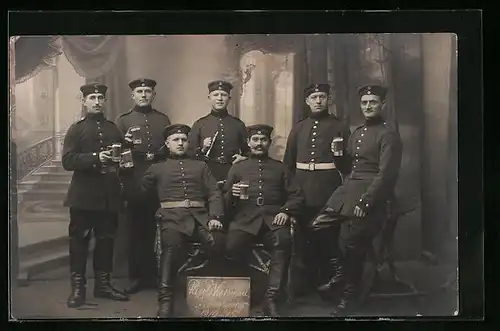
[293,206,342,295]
[67,208,129,307]
[341,207,386,290]
[226,225,292,303]
[127,201,158,283]
[68,208,118,275]
[157,224,226,315]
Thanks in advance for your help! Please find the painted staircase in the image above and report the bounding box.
[16,159,129,283]
[17,160,73,283]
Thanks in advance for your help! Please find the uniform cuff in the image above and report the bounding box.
[357,197,371,212]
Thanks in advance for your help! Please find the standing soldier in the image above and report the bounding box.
[62,83,129,308]
[187,80,250,182]
[123,124,226,317]
[316,84,403,314]
[115,78,171,295]
[283,83,351,296]
[224,124,304,316]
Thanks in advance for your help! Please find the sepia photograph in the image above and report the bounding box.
[9,32,459,319]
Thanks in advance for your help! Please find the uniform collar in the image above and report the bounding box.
[250,153,269,161]
[134,105,153,113]
[86,112,105,121]
[364,116,385,126]
[210,109,229,118]
[168,153,189,160]
[308,108,330,120]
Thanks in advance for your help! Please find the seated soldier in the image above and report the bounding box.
[223,124,305,316]
[123,124,226,318]
[314,84,403,315]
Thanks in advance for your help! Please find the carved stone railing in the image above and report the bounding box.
[17,137,54,181]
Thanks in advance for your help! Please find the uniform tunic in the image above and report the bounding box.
[62,112,125,212]
[326,117,403,219]
[187,110,250,180]
[115,106,171,170]
[129,155,225,236]
[283,110,351,209]
[224,155,304,235]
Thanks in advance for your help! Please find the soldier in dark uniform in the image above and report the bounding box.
[115,78,172,294]
[124,124,226,317]
[283,83,351,296]
[62,83,129,308]
[187,80,250,182]
[316,84,403,315]
[224,124,304,316]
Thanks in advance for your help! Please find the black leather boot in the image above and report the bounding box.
[67,273,87,308]
[67,235,90,308]
[157,282,175,318]
[317,256,344,294]
[157,246,176,318]
[94,271,129,301]
[262,249,289,317]
[330,283,358,316]
[263,287,280,317]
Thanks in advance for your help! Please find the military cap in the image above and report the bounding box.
[208,80,233,94]
[247,124,274,138]
[357,84,387,100]
[163,124,191,139]
[80,83,108,97]
[304,83,330,98]
[129,78,157,90]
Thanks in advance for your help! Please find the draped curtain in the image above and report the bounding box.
[60,36,129,120]
[12,36,128,122]
[14,36,62,84]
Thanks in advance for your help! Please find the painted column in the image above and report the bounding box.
[239,50,266,126]
[52,55,62,161]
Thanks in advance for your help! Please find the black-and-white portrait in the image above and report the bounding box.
[9,32,459,319]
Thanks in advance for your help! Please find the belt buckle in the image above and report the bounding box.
[216,156,226,164]
[146,152,154,161]
[183,199,191,208]
[256,197,264,206]
[308,162,315,171]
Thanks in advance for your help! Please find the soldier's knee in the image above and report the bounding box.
[161,229,184,248]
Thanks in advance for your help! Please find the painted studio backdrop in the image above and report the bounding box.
[10,34,457,287]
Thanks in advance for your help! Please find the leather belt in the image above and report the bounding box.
[160,199,205,208]
[296,162,336,171]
